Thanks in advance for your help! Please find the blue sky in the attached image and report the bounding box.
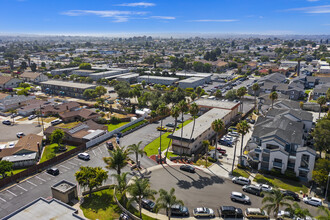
[2,0,330,35]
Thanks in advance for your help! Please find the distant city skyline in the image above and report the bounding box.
[2,0,330,35]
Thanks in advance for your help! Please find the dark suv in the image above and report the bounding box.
[281,190,299,201]
[219,206,243,218]
[170,204,189,216]
[141,199,155,212]
[242,185,263,196]
[46,168,59,176]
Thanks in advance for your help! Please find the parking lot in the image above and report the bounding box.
[0,123,42,142]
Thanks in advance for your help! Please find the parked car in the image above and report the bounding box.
[193,207,215,218]
[219,138,232,146]
[141,199,155,212]
[28,114,37,120]
[170,204,189,216]
[46,168,59,176]
[8,142,15,148]
[246,118,255,124]
[219,206,243,218]
[157,126,168,132]
[230,191,250,204]
[216,147,226,155]
[11,113,18,118]
[245,208,269,219]
[281,190,299,201]
[119,212,131,220]
[177,119,184,123]
[227,131,239,137]
[242,185,263,196]
[303,197,322,207]
[256,184,273,193]
[180,165,195,173]
[51,119,62,126]
[16,132,25,138]
[232,176,251,185]
[166,123,178,128]
[78,152,90,160]
[106,141,114,150]
[277,210,293,220]
[2,120,11,125]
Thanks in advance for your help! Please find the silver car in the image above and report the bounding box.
[256,184,273,193]
[232,176,251,185]
[230,191,251,204]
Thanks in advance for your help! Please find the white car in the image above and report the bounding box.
[16,132,25,138]
[230,191,250,204]
[256,184,273,192]
[227,131,239,137]
[232,176,251,185]
[78,152,90,160]
[193,207,214,218]
[303,197,322,207]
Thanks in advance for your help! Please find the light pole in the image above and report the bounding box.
[325,172,330,202]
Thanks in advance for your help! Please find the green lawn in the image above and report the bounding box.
[165,151,179,159]
[15,87,31,90]
[254,174,308,193]
[232,168,250,178]
[107,122,129,132]
[39,144,76,163]
[144,119,192,157]
[55,121,80,129]
[305,89,312,95]
[1,168,27,179]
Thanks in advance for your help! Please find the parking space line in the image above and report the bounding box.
[26,181,37,186]
[6,190,17,197]
[92,150,96,156]
[68,161,77,166]
[104,145,108,151]
[98,147,102,154]
[35,176,46,182]
[60,164,69,169]
[44,172,55,178]
[16,185,27,192]
[0,197,6,202]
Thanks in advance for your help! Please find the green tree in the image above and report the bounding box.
[141,80,146,89]
[79,63,92,70]
[103,146,129,175]
[155,188,183,220]
[215,89,222,99]
[312,114,330,156]
[326,88,330,101]
[237,120,250,165]
[316,205,330,220]
[312,158,330,187]
[285,203,311,220]
[190,92,197,101]
[0,160,13,178]
[50,129,65,147]
[95,86,107,97]
[202,140,210,167]
[262,188,293,219]
[30,63,37,72]
[165,105,180,161]
[83,89,96,99]
[112,172,129,207]
[211,119,224,159]
[156,103,169,163]
[225,89,237,100]
[96,97,106,110]
[237,87,247,112]
[317,96,326,119]
[75,166,108,197]
[127,141,144,168]
[19,82,30,89]
[252,83,260,111]
[178,100,189,157]
[269,91,278,108]
[188,103,199,149]
[17,88,29,96]
[128,178,157,218]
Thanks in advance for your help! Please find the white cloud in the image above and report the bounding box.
[115,2,155,7]
[190,19,238,22]
[61,10,147,22]
[151,16,175,20]
[285,5,330,13]
[307,0,320,2]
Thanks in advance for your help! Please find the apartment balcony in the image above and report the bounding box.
[273,162,283,168]
[298,166,310,171]
[263,149,270,154]
[254,148,262,153]
[287,163,295,169]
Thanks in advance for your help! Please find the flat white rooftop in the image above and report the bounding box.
[194,98,239,110]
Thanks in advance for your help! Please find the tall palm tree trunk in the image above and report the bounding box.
[240,135,244,165]
[165,118,177,162]
[214,133,218,160]
[319,105,321,119]
[231,139,238,173]
[139,196,142,218]
[159,119,163,163]
[180,113,184,158]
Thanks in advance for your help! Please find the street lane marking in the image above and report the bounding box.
[92,150,96,156]
[35,176,46,182]
[26,181,37,186]
[16,185,27,192]
[68,161,77,166]
[6,190,17,197]
[0,197,6,202]
[60,165,69,169]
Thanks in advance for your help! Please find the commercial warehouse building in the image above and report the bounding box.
[117,73,139,83]
[137,75,179,85]
[176,72,212,83]
[178,77,205,89]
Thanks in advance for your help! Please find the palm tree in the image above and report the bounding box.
[231,135,239,174]
[156,103,169,163]
[188,103,199,147]
[211,119,224,160]
[236,120,250,165]
[317,96,326,119]
[112,172,129,207]
[178,100,189,157]
[128,178,157,218]
[269,91,278,109]
[252,83,260,112]
[285,202,311,220]
[155,188,184,220]
[202,140,210,167]
[103,146,129,175]
[262,188,293,219]
[127,141,144,168]
[237,86,247,112]
[165,105,180,161]
[316,205,330,220]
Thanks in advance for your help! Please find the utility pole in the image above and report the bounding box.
[40,105,44,135]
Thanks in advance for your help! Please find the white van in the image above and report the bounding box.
[51,119,62,126]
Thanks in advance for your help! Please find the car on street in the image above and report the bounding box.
[230,191,250,204]
[256,184,273,193]
[2,120,11,125]
[141,199,155,212]
[106,141,114,150]
[157,126,168,132]
[277,210,293,220]
[28,114,37,120]
[177,119,184,123]
[232,176,251,185]
[180,165,195,173]
[281,190,300,201]
[303,197,322,207]
[166,123,178,128]
[8,142,15,148]
[51,119,62,126]
[216,147,226,155]
[16,132,25,138]
[46,168,59,176]
[242,185,263,196]
[219,206,243,218]
[227,131,239,137]
[245,208,269,219]
[193,207,215,218]
[78,152,90,160]
[170,204,189,216]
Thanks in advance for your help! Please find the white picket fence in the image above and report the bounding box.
[86,116,146,148]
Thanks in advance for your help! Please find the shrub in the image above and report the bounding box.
[109,116,121,124]
[208,157,217,163]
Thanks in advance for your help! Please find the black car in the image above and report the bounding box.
[171,204,189,216]
[180,165,195,173]
[166,123,178,128]
[281,190,299,201]
[106,141,114,150]
[119,212,131,220]
[141,199,155,212]
[46,168,59,176]
[242,185,263,196]
[177,119,184,123]
[2,120,11,125]
[219,206,243,218]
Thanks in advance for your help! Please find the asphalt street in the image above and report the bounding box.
[0,143,131,219]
